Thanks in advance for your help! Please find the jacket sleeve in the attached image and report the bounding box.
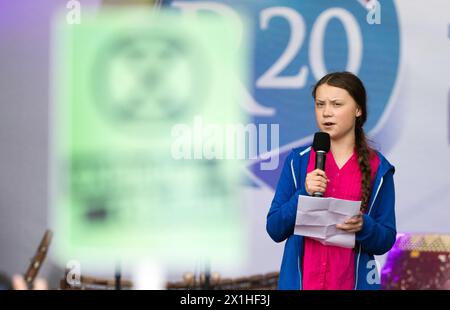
[356,169,397,255]
[266,151,302,243]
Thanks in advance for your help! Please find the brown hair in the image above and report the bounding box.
[312,71,374,212]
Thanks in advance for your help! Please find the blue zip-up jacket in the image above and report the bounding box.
[266,145,396,290]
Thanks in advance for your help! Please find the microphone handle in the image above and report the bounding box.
[313,151,326,197]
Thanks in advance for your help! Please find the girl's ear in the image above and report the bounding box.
[356,108,362,117]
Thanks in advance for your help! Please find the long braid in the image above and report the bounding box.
[355,125,372,213]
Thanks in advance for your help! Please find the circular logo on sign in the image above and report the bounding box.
[92,32,210,129]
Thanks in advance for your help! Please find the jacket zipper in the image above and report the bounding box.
[354,176,384,289]
[298,250,302,290]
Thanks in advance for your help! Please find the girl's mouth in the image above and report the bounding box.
[323,122,335,127]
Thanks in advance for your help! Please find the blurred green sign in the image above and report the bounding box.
[52,8,248,267]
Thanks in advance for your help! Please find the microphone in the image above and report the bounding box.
[312,132,330,197]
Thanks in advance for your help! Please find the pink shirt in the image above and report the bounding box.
[302,147,380,290]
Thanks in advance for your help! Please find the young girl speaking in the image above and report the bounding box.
[266,72,396,290]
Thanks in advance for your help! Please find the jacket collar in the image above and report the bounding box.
[297,144,394,177]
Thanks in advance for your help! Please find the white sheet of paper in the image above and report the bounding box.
[294,195,361,248]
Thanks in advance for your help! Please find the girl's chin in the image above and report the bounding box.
[319,128,339,140]
[320,127,335,135]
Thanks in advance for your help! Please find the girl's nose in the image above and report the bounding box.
[323,103,333,117]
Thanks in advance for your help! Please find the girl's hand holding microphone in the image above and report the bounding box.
[305,169,329,196]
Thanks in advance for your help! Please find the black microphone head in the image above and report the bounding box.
[312,132,330,153]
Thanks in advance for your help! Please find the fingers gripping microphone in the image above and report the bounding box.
[312,132,330,197]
